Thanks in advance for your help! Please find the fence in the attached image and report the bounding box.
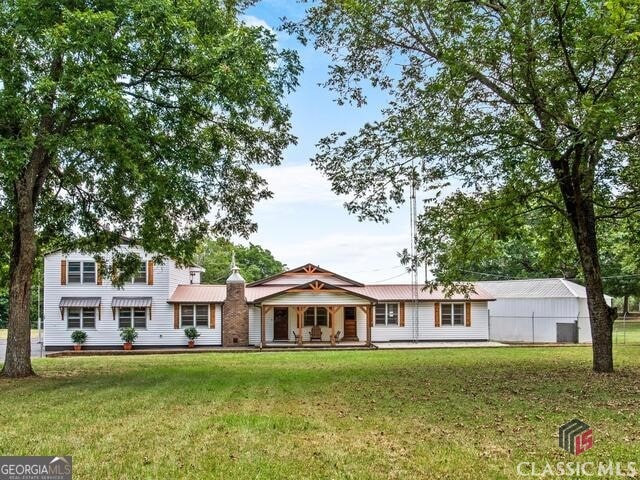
[487,313,640,345]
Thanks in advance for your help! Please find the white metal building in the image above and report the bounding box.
[476,279,613,343]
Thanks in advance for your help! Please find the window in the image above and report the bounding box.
[133,262,147,284]
[118,307,147,328]
[181,304,209,327]
[67,261,96,284]
[375,303,399,326]
[304,307,327,327]
[441,303,464,326]
[67,307,95,329]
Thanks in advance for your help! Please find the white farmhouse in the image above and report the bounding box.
[43,245,495,350]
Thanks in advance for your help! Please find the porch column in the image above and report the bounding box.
[260,305,266,348]
[366,304,372,346]
[329,306,339,346]
[296,306,305,345]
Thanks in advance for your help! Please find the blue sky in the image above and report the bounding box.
[237,1,418,284]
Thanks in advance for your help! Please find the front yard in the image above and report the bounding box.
[1,347,639,479]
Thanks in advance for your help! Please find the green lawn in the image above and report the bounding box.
[613,320,640,345]
[1,347,639,479]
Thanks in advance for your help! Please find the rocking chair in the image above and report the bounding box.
[310,325,322,342]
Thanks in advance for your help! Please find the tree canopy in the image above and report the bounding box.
[292,0,640,372]
[0,0,300,377]
[195,238,285,284]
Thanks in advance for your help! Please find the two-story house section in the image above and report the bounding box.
[43,245,221,350]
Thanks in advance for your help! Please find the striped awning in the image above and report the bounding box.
[111,297,152,308]
[59,297,101,308]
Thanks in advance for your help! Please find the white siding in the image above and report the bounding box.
[487,298,588,343]
[44,249,222,348]
[577,298,592,343]
[371,302,489,342]
[248,306,261,346]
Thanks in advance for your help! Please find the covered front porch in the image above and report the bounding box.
[257,304,373,347]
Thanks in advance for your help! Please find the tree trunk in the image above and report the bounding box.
[623,295,629,316]
[1,188,38,377]
[556,157,615,373]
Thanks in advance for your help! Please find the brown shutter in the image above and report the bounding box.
[210,304,216,329]
[147,260,154,285]
[60,260,67,285]
[434,302,441,327]
[174,304,180,329]
[96,263,103,286]
[369,305,373,327]
[399,302,405,327]
[465,302,472,327]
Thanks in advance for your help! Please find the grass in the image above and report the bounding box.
[0,329,40,340]
[613,320,640,345]
[1,347,639,479]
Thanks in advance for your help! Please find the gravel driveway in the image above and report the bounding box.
[0,339,44,362]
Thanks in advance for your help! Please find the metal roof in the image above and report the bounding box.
[476,278,613,302]
[168,285,227,303]
[167,282,495,303]
[59,297,101,308]
[112,297,153,308]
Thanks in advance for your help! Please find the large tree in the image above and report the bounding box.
[0,0,300,377]
[195,237,285,283]
[424,193,640,312]
[293,0,640,372]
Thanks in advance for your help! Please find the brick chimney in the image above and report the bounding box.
[222,253,249,346]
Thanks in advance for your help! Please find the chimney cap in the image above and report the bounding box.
[226,252,245,284]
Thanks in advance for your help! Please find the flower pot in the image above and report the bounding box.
[123,342,133,351]
[188,340,195,348]
[74,344,82,352]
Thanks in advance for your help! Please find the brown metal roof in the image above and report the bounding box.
[112,297,153,308]
[167,283,494,304]
[59,297,101,308]
[168,285,227,303]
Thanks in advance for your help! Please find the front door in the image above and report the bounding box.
[343,307,358,341]
[273,307,289,341]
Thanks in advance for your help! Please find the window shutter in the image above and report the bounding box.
[174,304,180,329]
[465,302,472,327]
[147,261,154,285]
[60,260,67,285]
[434,302,441,327]
[210,304,216,329]
[369,305,373,327]
[96,263,103,286]
[399,302,405,327]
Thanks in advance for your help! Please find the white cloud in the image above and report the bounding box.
[257,164,346,208]
[240,14,275,33]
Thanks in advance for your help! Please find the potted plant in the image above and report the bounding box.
[184,327,200,348]
[70,330,87,351]
[119,327,138,351]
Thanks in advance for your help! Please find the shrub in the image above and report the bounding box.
[119,327,138,344]
[184,327,200,340]
[70,330,87,344]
